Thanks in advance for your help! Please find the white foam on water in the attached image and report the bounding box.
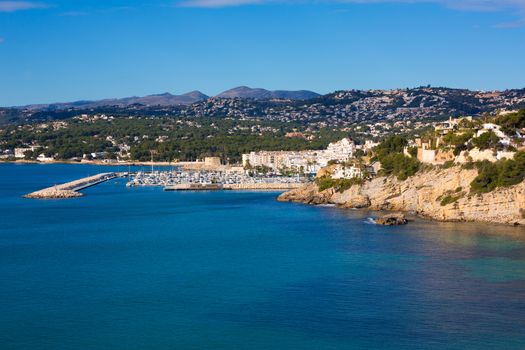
[364,217,376,225]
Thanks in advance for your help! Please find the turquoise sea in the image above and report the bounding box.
[1,163,525,350]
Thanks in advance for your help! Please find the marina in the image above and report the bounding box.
[24,169,309,199]
[127,170,310,191]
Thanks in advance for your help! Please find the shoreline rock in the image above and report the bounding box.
[375,213,408,226]
[278,166,525,227]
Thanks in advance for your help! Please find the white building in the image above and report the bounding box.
[322,138,356,163]
[14,146,37,159]
[332,165,365,179]
[36,153,54,162]
[477,123,511,146]
[242,138,356,174]
[362,140,379,153]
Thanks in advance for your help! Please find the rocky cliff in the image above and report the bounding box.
[278,166,525,226]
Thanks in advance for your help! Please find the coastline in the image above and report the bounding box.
[9,160,525,228]
[278,166,525,227]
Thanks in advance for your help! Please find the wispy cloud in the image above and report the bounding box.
[342,0,525,12]
[178,0,264,7]
[0,37,4,43]
[176,0,525,27]
[493,17,525,28]
[177,0,525,12]
[0,1,47,12]
[341,0,525,27]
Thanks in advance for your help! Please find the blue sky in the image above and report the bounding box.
[1,0,525,105]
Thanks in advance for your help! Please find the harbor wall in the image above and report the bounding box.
[25,173,119,199]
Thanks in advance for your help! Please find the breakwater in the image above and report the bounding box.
[24,172,121,199]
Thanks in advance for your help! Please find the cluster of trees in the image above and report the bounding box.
[315,177,363,193]
[0,116,352,163]
[471,131,501,150]
[495,109,525,135]
[470,152,525,193]
[373,136,421,180]
[442,130,474,155]
[442,129,502,154]
[128,128,349,163]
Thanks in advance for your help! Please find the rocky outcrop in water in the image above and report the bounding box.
[24,188,83,199]
[375,213,408,226]
[278,166,525,226]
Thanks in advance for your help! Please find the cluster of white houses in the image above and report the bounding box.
[405,117,525,165]
[407,116,524,165]
[242,138,376,175]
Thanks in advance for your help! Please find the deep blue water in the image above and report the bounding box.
[1,163,525,350]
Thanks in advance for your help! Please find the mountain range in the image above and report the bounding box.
[20,86,320,110]
[4,86,525,126]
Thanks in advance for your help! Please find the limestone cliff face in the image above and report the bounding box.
[278,166,525,226]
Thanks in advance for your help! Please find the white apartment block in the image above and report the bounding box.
[14,146,37,159]
[332,165,365,179]
[242,138,356,173]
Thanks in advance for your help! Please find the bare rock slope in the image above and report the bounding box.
[278,166,525,226]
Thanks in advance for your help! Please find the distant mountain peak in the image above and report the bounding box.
[182,90,208,98]
[216,86,320,100]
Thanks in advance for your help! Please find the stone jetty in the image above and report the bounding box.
[25,173,118,199]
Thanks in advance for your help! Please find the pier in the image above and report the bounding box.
[24,172,123,199]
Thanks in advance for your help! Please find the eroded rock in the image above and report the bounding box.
[278,166,525,226]
[375,213,408,226]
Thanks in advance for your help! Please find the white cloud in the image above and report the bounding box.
[340,0,525,12]
[177,0,525,27]
[493,17,525,28]
[0,1,47,12]
[343,0,525,27]
[178,0,264,7]
[177,0,525,12]
[0,37,4,43]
